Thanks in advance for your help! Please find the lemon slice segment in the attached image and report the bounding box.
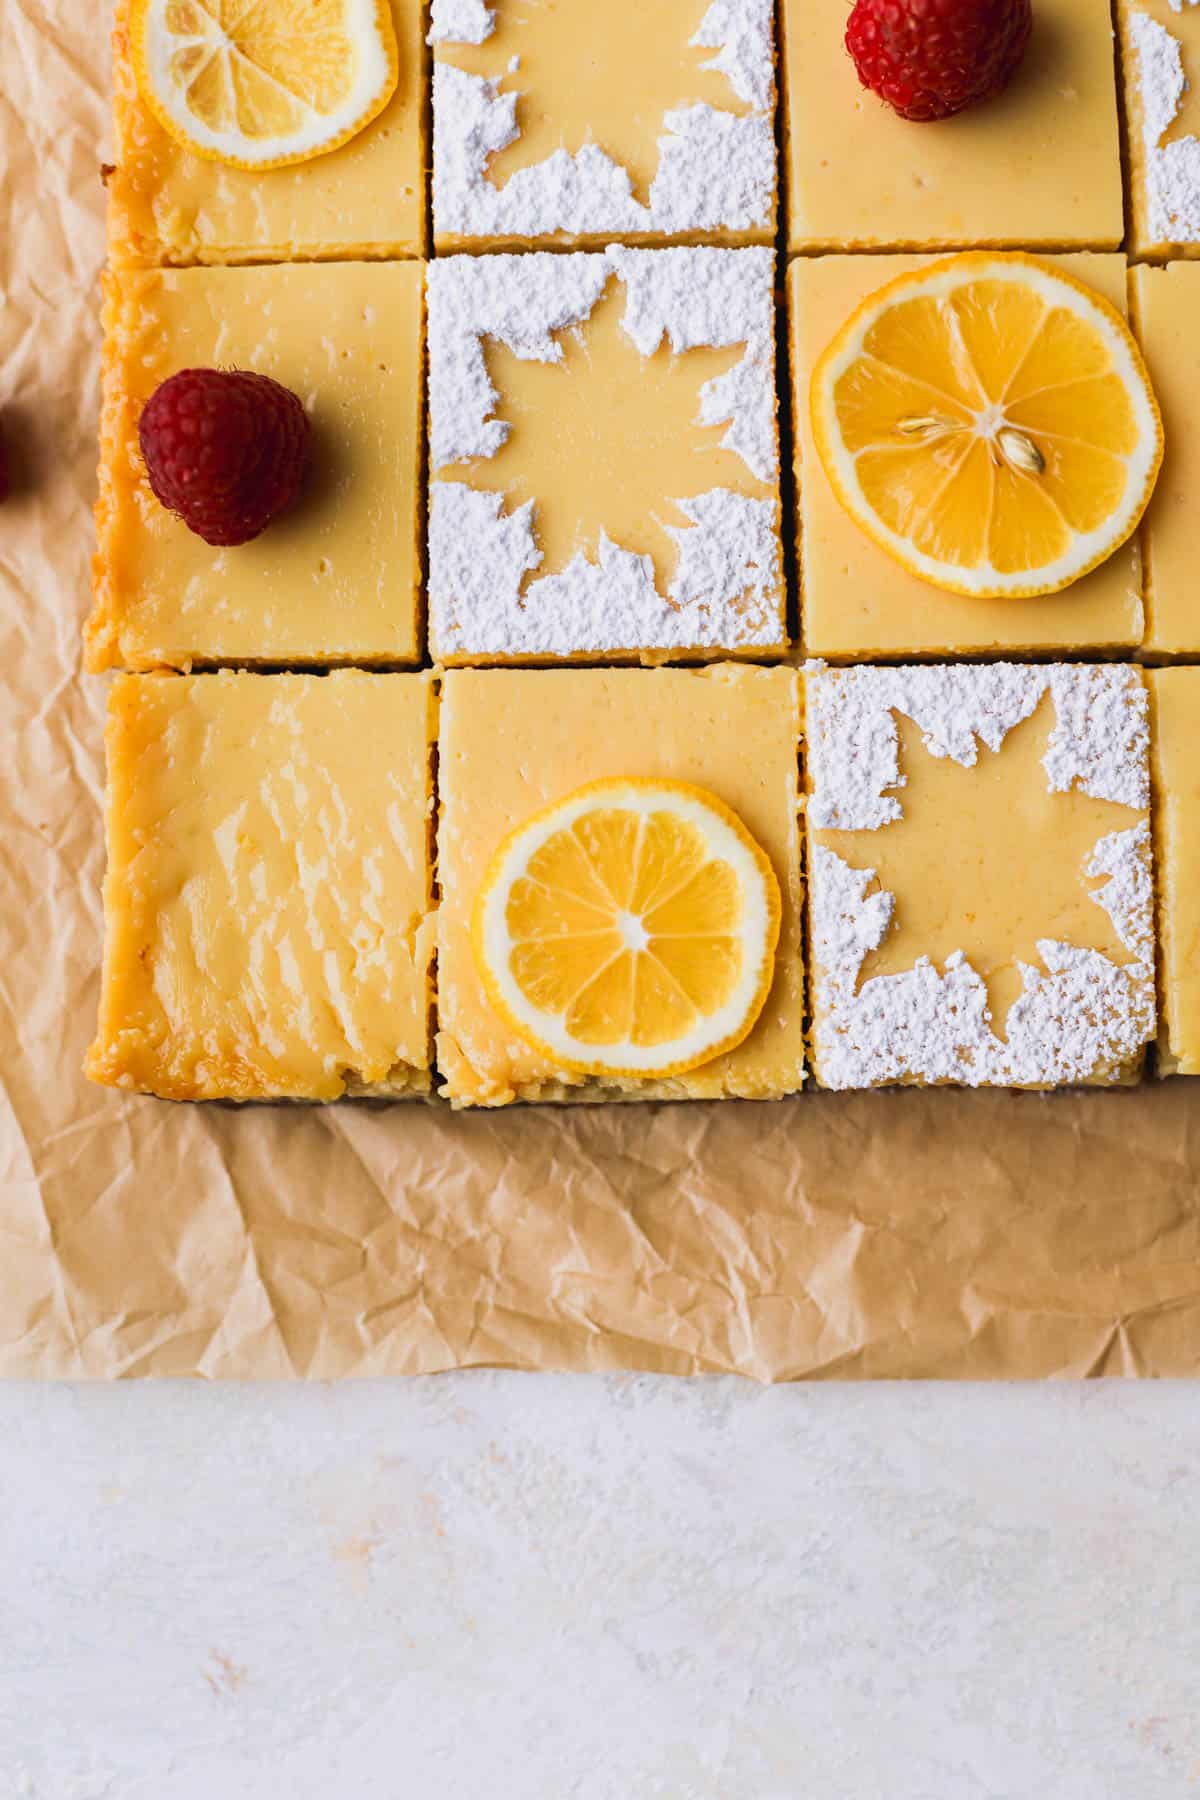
[472,779,782,1080]
[131,0,399,170]
[810,252,1163,599]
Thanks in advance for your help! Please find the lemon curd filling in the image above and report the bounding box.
[88,671,437,1102]
[88,260,424,672]
[1131,263,1200,655]
[784,0,1125,253]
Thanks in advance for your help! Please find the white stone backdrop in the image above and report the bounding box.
[2,1377,1199,1798]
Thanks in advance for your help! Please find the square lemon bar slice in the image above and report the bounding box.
[429,0,777,250]
[784,0,1123,254]
[1118,0,1200,260]
[1131,263,1200,654]
[87,261,423,672]
[437,665,805,1106]
[805,663,1155,1090]
[1150,670,1200,1075]
[107,0,426,266]
[427,247,785,664]
[88,671,437,1102]
[790,255,1144,658]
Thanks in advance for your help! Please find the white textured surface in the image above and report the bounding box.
[428,0,493,43]
[1130,11,1200,244]
[806,665,1155,1091]
[430,0,776,242]
[4,1376,1200,1798]
[426,248,783,660]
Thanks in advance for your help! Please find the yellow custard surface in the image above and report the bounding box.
[107,0,426,266]
[1131,263,1200,654]
[87,261,423,673]
[87,671,437,1102]
[789,254,1144,658]
[1150,670,1200,1075]
[784,0,1124,254]
[436,664,805,1106]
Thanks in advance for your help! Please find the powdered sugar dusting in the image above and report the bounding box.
[806,665,1155,1090]
[1129,11,1200,245]
[427,253,611,468]
[430,0,776,242]
[1088,823,1155,963]
[427,0,493,44]
[427,249,783,660]
[806,664,1149,832]
[692,0,775,110]
[609,245,776,480]
[1043,667,1151,810]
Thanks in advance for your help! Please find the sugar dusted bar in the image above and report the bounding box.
[426,247,785,665]
[1118,0,1200,260]
[430,0,777,250]
[805,663,1155,1090]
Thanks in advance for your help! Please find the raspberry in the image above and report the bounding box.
[845,0,1033,123]
[138,368,310,547]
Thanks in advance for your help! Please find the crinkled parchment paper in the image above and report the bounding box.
[2,0,1199,1379]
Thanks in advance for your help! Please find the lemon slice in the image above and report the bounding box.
[472,779,782,1080]
[131,0,399,170]
[810,252,1163,599]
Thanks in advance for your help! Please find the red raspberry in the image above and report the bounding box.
[845,0,1033,123]
[138,368,310,547]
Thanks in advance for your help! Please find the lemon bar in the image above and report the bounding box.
[436,664,804,1105]
[784,0,1124,254]
[1131,263,1200,653]
[107,0,426,266]
[427,247,785,664]
[789,254,1144,658]
[1118,0,1200,260]
[805,663,1155,1090]
[1150,670,1200,1074]
[429,0,777,250]
[87,260,423,672]
[87,671,436,1102]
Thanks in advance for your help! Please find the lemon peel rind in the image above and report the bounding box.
[131,0,399,170]
[472,778,782,1079]
[810,253,1164,600]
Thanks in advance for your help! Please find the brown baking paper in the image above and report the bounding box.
[4,0,1200,1381]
